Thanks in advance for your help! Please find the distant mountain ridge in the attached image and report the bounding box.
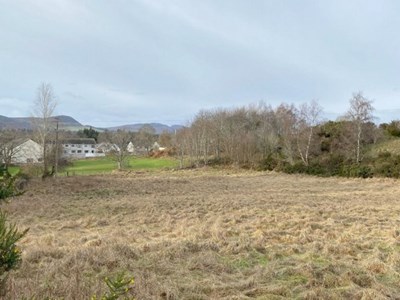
[0,115,83,130]
[107,123,183,134]
[0,115,33,130]
[0,115,182,134]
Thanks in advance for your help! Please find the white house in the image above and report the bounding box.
[96,142,120,154]
[96,142,136,154]
[127,141,135,153]
[152,142,166,151]
[11,139,43,164]
[61,138,105,159]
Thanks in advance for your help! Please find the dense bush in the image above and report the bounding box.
[381,121,400,137]
[371,152,400,178]
[19,164,44,178]
[263,154,378,178]
[0,175,28,297]
[340,164,373,178]
[265,151,400,179]
[259,154,281,171]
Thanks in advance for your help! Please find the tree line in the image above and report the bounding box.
[2,84,400,178]
[170,92,400,178]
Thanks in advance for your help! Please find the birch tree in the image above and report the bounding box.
[32,82,57,176]
[345,92,374,163]
[296,100,322,166]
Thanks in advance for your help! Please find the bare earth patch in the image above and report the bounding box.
[4,170,400,299]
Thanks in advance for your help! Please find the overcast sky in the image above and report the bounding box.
[1,0,400,126]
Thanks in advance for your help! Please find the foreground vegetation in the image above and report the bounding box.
[4,170,400,298]
[0,174,27,298]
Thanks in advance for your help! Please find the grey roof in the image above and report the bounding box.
[61,138,96,145]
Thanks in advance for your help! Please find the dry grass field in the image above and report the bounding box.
[3,170,400,299]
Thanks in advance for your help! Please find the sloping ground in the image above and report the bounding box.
[4,170,400,299]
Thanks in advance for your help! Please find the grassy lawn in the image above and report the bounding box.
[61,156,179,175]
[8,166,20,175]
[0,166,21,178]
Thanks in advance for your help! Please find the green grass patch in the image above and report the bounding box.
[222,251,268,270]
[61,156,179,175]
[0,166,20,179]
[8,166,20,176]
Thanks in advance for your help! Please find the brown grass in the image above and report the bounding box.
[3,169,400,299]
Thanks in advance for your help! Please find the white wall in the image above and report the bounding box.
[12,139,43,164]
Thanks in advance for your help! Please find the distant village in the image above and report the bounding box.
[7,137,165,165]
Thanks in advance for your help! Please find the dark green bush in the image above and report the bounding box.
[259,155,280,171]
[92,273,135,300]
[0,175,28,297]
[381,121,400,137]
[207,157,230,167]
[0,212,27,272]
[281,162,307,174]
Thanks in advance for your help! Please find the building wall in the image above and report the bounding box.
[62,143,104,158]
[12,139,43,164]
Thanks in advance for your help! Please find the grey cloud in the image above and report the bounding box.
[1,0,400,125]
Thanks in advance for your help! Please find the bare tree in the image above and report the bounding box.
[191,110,214,165]
[274,104,297,165]
[100,130,133,170]
[136,125,156,153]
[158,130,173,148]
[173,127,191,168]
[0,131,22,173]
[345,92,375,163]
[296,100,323,166]
[253,104,273,157]
[32,82,57,176]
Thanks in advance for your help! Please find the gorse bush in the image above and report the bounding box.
[0,173,16,199]
[340,164,373,178]
[269,154,378,178]
[92,273,135,300]
[0,174,28,297]
[371,151,400,178]
[0,211,26,270]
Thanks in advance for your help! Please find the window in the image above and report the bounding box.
[71,150,76,153]
[84,150,89,153]
[65,144,69,147]
[77,150,82,153]
[91,150,94,153]
[71,144,75,147]
[91,145,95,148]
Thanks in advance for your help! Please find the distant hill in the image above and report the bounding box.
[0,115,32,130]
[0,115,182,134]
[0,115,84,130]
[107,123,183,134]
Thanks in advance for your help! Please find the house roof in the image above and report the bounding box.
[4,138,35,147]
[61,138,96,145]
